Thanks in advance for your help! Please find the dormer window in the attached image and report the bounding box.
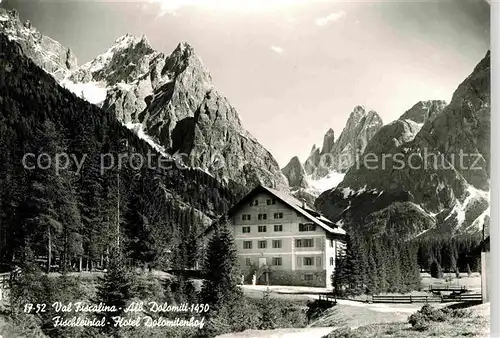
[299,223,316,232]
[266,199,276,205]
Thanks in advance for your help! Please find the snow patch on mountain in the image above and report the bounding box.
[124,122,168,156]
[79,35,138,74]
[60,79,108,105]
[116,82,134,91]
[415,228,432,238]
[341,187,354,199]
[409,202,436,221]
[305,172,345,195]
[445,184,489,228]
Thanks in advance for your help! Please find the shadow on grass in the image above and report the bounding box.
[444,301,483,310]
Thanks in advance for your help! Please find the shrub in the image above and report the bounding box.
[420,304,447,322]
[323,327,362,338]
[450,308,472,318]
[408,304,454,331]
[306,299,335,322]
[409,311,430,331]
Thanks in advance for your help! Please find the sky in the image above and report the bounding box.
[1,0,490,167]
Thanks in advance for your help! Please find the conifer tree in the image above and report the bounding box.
[373,238,388,293]
[430,260,443,278]
[366,239,379,294]
[258,289,281,329]
[201,221,242,311]
[96,249,136,336]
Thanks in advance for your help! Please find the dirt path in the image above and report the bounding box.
[216,327,334,338]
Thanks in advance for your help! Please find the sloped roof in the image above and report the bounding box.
[202,185,345,236]
[262,186,345,235]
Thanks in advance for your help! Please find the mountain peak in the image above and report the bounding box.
[321,128,335,154]
[0,8,77,81]
[289,156,302,165]
[353,105,366,114]
[343,105,367,126]
[111,33,154,51]
[173,41,196,57]
[398,100,447,124]
[282,156,308,189]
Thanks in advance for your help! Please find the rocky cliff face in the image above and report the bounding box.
[398,100,447,124]
[282,106,383,196]
[325,106,383,174]
[93,37,288,190]
[0,12,288,191]
[321,128,335,154]
[281,156,308,189]
[0,9,77,81]
[316,52,490,237]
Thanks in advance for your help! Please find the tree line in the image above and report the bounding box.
[332,232,420,296]
[0,33,247,273]
[416,235,481,277]
[332,227,482,296]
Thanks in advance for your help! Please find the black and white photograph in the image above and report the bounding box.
[0,0,493,337]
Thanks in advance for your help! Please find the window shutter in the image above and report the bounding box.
[316,237,322,249]
[296,256,302,267]
[316,257,322,268]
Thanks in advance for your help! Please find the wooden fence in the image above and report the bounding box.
[372,295,442,304]
[441,293,482,303]
[429,285,468,293]
[371,293,482,304]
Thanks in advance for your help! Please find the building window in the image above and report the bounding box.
[296,239,314,248]
[272,257,282,266]
[242,226,251,233]
[266,199,276,205]
[258,240,267,249]
[242,214,251,221]
[243,241,252,249]
[303,257,314,266]
[304,274,314,281]
[273,212,283,219]
[330,239,334,247]
[258,213,267,220]
[272,240,282,248]
[274,224,283,232]
[330,257,334,266]
[250,200,258,206]
[258,225,267,233]
[299,223,316,232]
[246,258,251,266]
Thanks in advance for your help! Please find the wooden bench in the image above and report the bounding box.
[318,294,337,305]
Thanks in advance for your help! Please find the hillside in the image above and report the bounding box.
[0,32,244,269]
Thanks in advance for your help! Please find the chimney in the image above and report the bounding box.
[301,199,306,209]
